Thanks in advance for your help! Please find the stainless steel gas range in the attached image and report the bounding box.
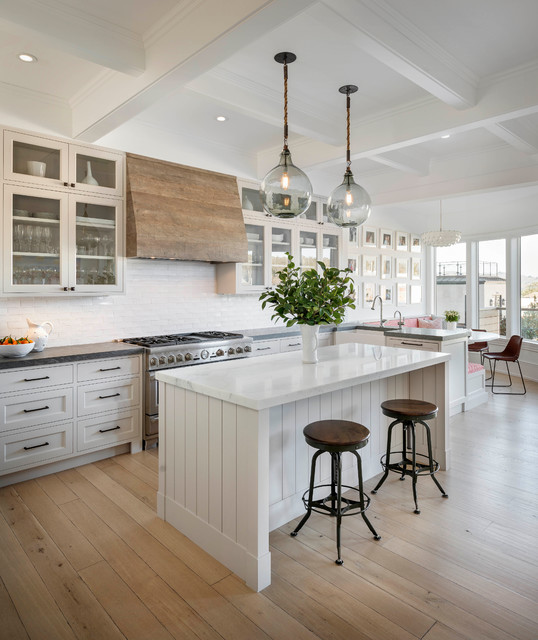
[121,331,253,447]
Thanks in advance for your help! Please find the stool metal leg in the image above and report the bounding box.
[417,419,448,498]
[291,450,322,537]
[372,418,399,494]
[335,453,343,565]
[409,421,420,514]
[352,450,381,541]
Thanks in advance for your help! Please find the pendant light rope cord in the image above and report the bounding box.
[283,61,289,150]
[346,92,351,168]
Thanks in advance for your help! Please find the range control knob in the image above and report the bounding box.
[228,347,235,355]
[200,349,209,360]
[149,357,158,367]
[168,355,175,364]
[236,346,243,354]
[159,355,166,365]
[216,349,225,357]
[244,345,251,352]
[176,354,183,362]
[184,353,192,361]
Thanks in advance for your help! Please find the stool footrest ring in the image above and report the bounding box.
[380,451,440,477]
[300,483,371,517]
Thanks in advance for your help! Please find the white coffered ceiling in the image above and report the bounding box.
[1,0,538,234]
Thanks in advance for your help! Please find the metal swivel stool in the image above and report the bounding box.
[290,419,380,565]
[371,399,448,514]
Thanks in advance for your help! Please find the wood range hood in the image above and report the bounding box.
[125,153,247,262]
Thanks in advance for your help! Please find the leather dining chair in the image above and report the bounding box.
[468,328,489,364]
[483,335,526,395]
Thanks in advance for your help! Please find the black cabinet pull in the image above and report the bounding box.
[63,182,69,187]
[63,287,69,291]
[99,425,121,433]
[70,287,75,291]
[288,343,301,347]
[23,405,50,413]
[24,441,49,451]
[24,375,50,382]
[98,392,120,399]
[256,347,271,351]
[99,366,121,372]
[401,341,424,346]
[70,182,75,188]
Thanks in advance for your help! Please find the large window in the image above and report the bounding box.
[435,243,466,322]
[521,233,538,342]
[478,239,506,335]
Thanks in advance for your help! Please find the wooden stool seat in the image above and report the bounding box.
[381,399,438,421]
[291,419,380,565]
[304,420,370,451]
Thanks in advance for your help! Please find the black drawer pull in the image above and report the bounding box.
[287,343,301,347]
[98,392,121,399]
[99,425,121,433]
[24,375,50,382]
[99,366,121,372]
[256,347,272,351]
[23,405,50,413]
[401,341,424,346]
[24,441,49,450]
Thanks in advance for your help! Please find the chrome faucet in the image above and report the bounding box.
[393,310,403,328]
[371,295,384,326]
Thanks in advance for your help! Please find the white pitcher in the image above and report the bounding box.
[26,318,54,352]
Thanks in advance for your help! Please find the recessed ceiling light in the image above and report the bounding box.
[216,116,227,122]
[441,134,451,139]
[18,53,37,63]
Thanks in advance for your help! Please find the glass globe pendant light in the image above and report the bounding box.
[260,52,313,218]
[327,85,371,227]
[421,199,462,247]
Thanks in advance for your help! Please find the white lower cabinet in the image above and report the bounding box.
[385,336,440,352]
[251,331,333,357]
[0,353,142,480]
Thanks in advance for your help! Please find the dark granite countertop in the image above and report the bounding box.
[0,342,144,370]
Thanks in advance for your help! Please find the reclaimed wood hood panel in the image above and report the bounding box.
[125,153,247,262]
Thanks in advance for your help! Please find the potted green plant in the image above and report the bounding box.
[259,253,356,362]
[444,310,460,330]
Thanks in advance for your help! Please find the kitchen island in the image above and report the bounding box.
[156,343,450,591]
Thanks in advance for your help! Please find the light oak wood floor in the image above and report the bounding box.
[1,382,537,640]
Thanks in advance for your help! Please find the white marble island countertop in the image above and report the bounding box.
[156,343,450,411]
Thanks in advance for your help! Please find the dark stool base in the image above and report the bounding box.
[291,449,380,565]
[372,416,447,514]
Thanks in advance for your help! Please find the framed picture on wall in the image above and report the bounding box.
[396,232,409,251]
[380,229,393,250]
[363,227,377,247]
[410,285,422,304]
[348,226,358,246]
[411,258,421,280]
[411,235,421,252]
[364,282,376,305]
[396,257,408,278]
[381,284,393,303]
[397,283,408,304]
[363,255,377,277]
[347,258,357,273]
[381,256,392,279]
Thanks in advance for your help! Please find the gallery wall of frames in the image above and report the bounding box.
[345,225,424,314]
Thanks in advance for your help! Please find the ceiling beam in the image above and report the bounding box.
[0,0,145,76]
[370,149,429,175]
[71,0,317,141]
[485,121,538,155]
[314,0,477,109]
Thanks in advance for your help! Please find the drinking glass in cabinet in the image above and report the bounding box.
[271,227,292,285]
[12,141,60,180]
[76,154,117,189]
[300,231,317,272]
[243,224,264,286]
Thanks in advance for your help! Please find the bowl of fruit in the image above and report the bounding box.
[0,336,35,358]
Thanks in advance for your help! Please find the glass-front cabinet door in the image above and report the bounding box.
[299,230,319,273]
[4,130,69,188]
[271,226,292,285]
[3,185,69,293]
[69,145,123,197]
[241,223,265,289]
[70,196,123,292]
[321,232,340,269]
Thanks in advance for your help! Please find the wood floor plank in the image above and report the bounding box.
[423,622,468,640]
[36,473,78,505]
[95,458,157,509]
[0,504,76,640]
[79,560,174,640]
[0,487,124,640]
[13,480,103,571]
[61,497,220,640]
[0,576,30,640]
[131,449,159,472]
[59,467,271,640]
[112,453,159,489]
[213,574,322,640]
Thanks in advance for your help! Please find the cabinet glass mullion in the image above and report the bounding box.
[242,224,265,286]
[74,200,117,287]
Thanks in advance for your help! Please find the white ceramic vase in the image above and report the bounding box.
[300,324,320,364]
[26,318,54,352]
[81,160,99,186]
[446,321,457,330]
